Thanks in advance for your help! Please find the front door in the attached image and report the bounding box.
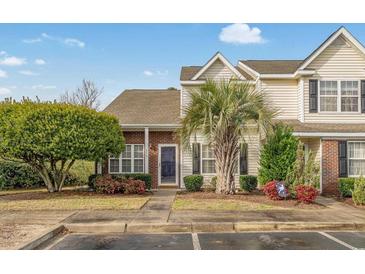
[159,145,177,185]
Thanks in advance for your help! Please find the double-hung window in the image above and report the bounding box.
[202,145,215,174]
[109,144,144,173]
[319,80,359,112]
[348,142,365,176]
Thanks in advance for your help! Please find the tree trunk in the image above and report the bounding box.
[214,130,239,194]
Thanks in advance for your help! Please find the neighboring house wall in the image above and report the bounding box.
[303,36,365,123]
[260,79,299,119]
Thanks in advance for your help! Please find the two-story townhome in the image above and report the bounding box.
[100,26,365,196]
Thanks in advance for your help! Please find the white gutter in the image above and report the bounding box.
[293,132,365,137]
[121,124,180,129]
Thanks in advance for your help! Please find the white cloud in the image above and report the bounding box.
[0,56,27,66]
[0,69,8,78]
[143,70,154,76]
[19,70,39,76]
[64,38,85,48]
[0,51,6,56]
[22,38,42,44]
[0,87,11,95]
[35,58,46,65]
[31,84,56,90]
[219,23,265,44]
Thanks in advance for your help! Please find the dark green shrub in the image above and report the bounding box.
[239,175,258,192]
[0,161,43,189]
[338,178,355,197]
[183,175,204,192]
[111,173,152,190]
[258,124,299,186]
[88,174,102,189]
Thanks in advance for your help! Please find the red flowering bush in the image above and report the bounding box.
[295,184,319,203]
[95,175,123,194]
[263,181,281,200]
[121,179,146,194]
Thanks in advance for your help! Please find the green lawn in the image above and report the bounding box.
[173,198,280,211]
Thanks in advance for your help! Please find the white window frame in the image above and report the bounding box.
[108,144,144,174]
[347,141,365,177]
[318,80,361,114]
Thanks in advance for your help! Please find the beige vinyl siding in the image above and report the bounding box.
[180,132,261,188]
[261,79,299,119]
[300,137,321,163]
[304,36,365,123]
[198,59,236,80]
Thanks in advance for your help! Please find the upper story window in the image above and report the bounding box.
[319,80,359,113]
[109,144,144,174]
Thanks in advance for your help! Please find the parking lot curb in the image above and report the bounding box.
[192,222,234,232]
[18,224,66,250]
[126,223,192,233]
[66,222,126,233]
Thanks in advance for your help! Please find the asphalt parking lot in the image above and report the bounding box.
[47,231,365,250]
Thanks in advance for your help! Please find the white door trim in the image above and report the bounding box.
[158,144,178,186]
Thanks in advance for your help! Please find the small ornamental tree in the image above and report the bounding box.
[258,124,299,186]
[0,99,124,192]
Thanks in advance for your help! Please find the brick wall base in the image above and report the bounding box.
[102,131,179,189]
[321,140,340,196]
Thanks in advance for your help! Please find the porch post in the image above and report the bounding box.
[144,127,149,173]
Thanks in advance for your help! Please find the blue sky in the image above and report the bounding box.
[1,23,365,108]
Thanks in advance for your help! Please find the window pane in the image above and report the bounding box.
[341,97,358,112]
[109,158,119,173]
[134,159,144,173]
[341,81,358,96]
[202,159,215,173]
[134,145,144,158]
[320,97,337,111]
[349,142,365,159]
[320,81,337,95]
[202,145,214,158]
[349,160,365,176]
[121,159,132,173]
[122,145,132,158]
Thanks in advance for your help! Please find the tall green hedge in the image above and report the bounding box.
[258,124,299,186]
[338,178,355,197]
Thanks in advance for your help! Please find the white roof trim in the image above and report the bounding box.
[181,80,256,85]
[121,124,180,129]
[237,61,260,78]
[298,27,365,70]
[191,52,245,81]
[293,132,365,137]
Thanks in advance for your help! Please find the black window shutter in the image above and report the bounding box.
[361,80,365,113]
[309,79,318,113]
[239,143,248,175]
[338,141,348,178]
[192,143,201,174]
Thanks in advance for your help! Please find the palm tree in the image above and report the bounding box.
[179,79,276,194]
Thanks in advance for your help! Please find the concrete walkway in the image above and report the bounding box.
[130,189,177,224]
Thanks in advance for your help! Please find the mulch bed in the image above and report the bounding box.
[0,189,153,202]
[177,190,325,209]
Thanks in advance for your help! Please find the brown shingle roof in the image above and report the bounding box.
[180,66,253,81]
[240,60,303,74]
[104,89,180,125]
[279,120,365,133]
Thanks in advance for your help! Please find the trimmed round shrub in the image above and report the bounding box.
[113,173,152,190]
[263,180,281,200]
[0,161,43,189]
[95,175,123,194]
[122,179,146,194]
[295,184,319,204]
[338,178,355,198]
[239,175,257,192]
[184,175,204,192]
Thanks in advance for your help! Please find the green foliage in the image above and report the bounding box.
[179,80,275,194]
[88,174,101,189]
[112,173,152,190]
[69,161,94,183]
[258,124,299,185]
[239,175,258,192]
[338,178,355,198]
[286,142,320,188]
[0,100,124,192]
[0,161,43,189]
[352,176,365,205]
[183,175,204,192]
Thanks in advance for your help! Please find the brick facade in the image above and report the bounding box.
[103,130,179,189]
[321,140,340,196]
